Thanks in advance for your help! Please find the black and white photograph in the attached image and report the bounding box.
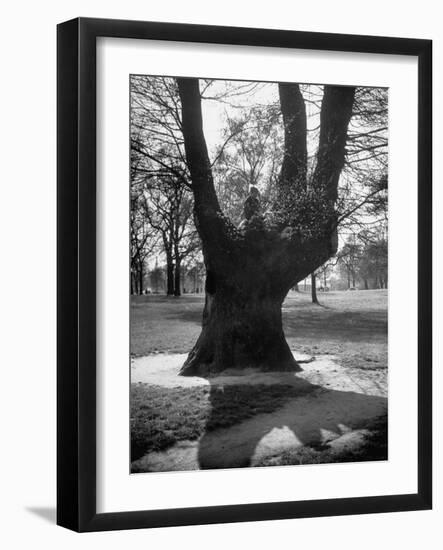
[129,75,389,473]
[0,0,438,542]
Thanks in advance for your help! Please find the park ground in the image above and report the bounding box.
[130,290,388,472]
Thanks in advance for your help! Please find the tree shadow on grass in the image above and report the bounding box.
[197,376,387,470]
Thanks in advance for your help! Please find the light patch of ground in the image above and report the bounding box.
[131,352,387,472]
[131,352,385,396]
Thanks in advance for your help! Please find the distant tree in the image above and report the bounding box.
[318,260,334,288]
[309,259,334,302]
[337,239,363,289]
[359,238,388,289]
[185,260,206,293]
[131,77,198,296]
[130,185,157,294]
[311,273,318,304]
[212,105,282,224]
[149,260,165,294]
[140,175,198,296]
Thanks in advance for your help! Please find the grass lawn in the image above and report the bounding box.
[131,382,318,462]
[130,290,387,469]
[131,289,388,370]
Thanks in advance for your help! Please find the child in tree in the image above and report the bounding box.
[243,186,261,220]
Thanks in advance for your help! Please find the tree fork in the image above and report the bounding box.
[177,78,355,376]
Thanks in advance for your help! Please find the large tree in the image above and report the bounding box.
[176,78,355,376]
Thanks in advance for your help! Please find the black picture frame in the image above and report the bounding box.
[57,17,432,532]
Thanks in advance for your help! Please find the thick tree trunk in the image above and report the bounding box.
[180,272,300,376]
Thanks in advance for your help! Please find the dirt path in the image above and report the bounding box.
[131,353,387,472]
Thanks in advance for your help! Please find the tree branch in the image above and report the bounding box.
[313,85,356,203]
[177,77,236,252]
[278,83,307,192]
